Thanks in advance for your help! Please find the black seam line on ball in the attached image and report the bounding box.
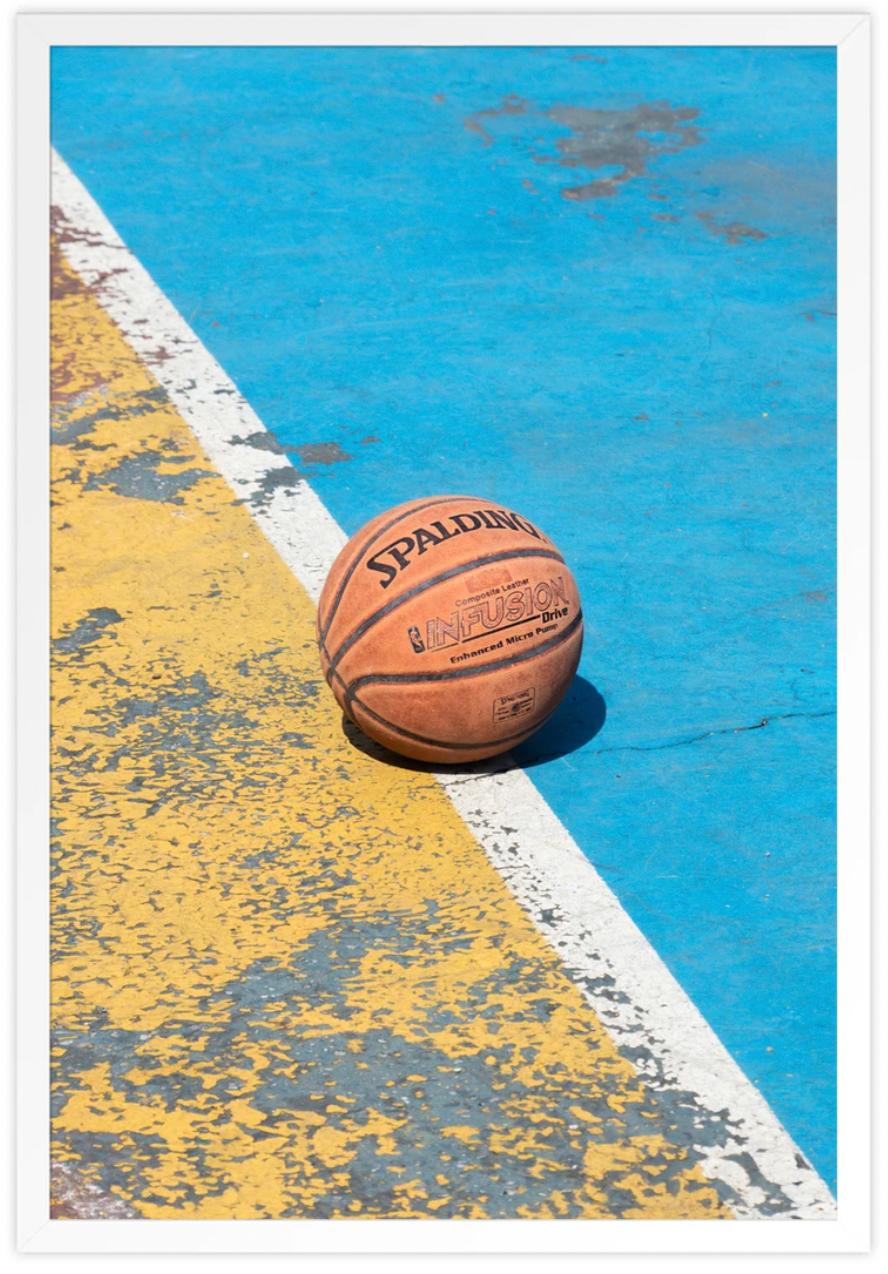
[317,495,478,649]
[344,609,583,712]
[349,690,562,752]
[326,547,566,678]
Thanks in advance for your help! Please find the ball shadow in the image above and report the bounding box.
[339,674,606,775]
[511,675,607,768]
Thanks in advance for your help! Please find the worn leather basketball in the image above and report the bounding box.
[316,495,583,764]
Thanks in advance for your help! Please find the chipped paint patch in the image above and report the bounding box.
[51,1162,140,1219]
[248,463,305,507]
[465,97,701,201]
[53,607,123,657]
[229,433,351,477]
[464,94,528,145]
[294,442,352,467]
[541,102,702,201]
[696,212,768,245]
[52,386,169,447]
[228,429,288,454]
[83,449,215,504]
[238,445,352,509]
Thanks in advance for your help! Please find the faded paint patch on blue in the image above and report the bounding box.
[51,46,836,1189]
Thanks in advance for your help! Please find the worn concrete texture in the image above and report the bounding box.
[51,46,837,1189]
[50,241,733,1220]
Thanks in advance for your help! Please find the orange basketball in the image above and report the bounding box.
[316,495,583,764]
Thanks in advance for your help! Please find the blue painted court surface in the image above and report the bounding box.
[52,46,837,1188]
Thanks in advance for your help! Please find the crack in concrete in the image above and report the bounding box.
[436,708,835,780]
[588,708,836,759]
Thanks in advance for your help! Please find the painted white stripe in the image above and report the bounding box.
[51,149,835,1220]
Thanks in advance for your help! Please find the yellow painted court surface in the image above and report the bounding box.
[50,242,729,1220]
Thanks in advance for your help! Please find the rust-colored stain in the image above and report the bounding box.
[696,211,768,245]
[465,97,701,201]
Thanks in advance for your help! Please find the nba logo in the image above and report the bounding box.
[407,625,425,653]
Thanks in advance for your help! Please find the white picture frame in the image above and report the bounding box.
[16,8,871,1255]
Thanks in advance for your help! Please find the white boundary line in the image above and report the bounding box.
[50,150,836,1223]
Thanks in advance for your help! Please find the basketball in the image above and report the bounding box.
[316,495,583,763]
